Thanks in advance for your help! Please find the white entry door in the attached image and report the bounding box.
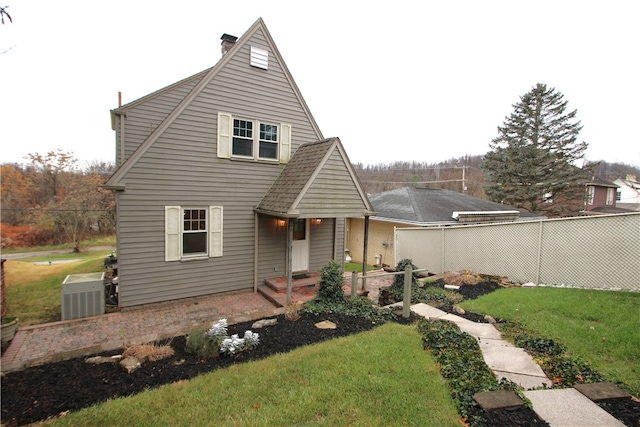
[291,219,309,272]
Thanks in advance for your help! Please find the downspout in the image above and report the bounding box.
[119,116,125,165]
[253,213,259,293]
[362,215,370,291]
[118,92,125,165]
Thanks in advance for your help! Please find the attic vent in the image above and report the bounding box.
[250,46,268,70]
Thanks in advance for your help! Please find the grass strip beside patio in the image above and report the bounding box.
[4,251,112,326]
[461,286,640,397]
[48,323,461,427]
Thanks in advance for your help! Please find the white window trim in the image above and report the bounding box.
[217,112,291,164]
[606,188,614,205]
[165,205,223,261]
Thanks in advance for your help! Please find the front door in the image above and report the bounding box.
[291,219,309,272]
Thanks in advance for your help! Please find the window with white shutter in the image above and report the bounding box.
[165,205,223,261]
[217,112,291,164]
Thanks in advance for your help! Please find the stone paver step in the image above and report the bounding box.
[525,388,625,427]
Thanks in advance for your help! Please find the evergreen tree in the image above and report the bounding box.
[482,83,591,217]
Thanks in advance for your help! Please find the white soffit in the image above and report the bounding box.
[250,46,268,70]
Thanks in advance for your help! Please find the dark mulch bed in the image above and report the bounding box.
[2,283,637,427]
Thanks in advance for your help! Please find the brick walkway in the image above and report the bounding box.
[1,271,395,373]
[1,290,280,373]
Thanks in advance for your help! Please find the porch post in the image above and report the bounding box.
[362,215,370,290]
[253,213,259,293]
[286,218,294,305]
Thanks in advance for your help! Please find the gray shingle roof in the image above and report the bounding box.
[255,137,373,218]
[369,187,543,224]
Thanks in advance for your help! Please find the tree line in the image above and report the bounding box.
[3,84,639,249]
[357,84,640,218]
[1,150,116,250]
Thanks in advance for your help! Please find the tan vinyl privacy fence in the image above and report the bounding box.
[395,212,640,292]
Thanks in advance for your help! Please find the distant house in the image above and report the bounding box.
[583,176,632,214]
[104,19,374,307]
[613,174,640,212]
[346,187,543,268]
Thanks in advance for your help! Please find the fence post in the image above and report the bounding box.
[351,271,358,298]
[403,266,412,318]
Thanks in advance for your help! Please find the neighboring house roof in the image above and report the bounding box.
[614,176,640,192]
[587,205,636,214]
[255,137,374,218]
[105,18,323,190]
[616,203,640,212]
[369,187,543,226]
[586,176,618,188]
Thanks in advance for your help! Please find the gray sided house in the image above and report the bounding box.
[105,19,373,307]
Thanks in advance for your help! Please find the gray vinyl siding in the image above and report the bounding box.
[115,28,325,306]
[256,214,286,280]
[115,76,204,166]
[297,150,367,217]
[309,218,336,271]
[255,217,338,280]
[334,217,346,262]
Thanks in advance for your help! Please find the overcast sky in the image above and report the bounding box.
[1,0,639,169]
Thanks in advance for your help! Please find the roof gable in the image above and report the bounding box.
[105,18,323,189]
[255,138,374,218]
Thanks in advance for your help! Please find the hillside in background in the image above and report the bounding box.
[354,156,640,200]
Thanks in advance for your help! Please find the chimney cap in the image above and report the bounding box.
[221,33,238,43]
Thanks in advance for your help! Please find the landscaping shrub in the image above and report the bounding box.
[185,319,260,358]
[185,329,223,359]
[413,284,464,305]
[498,321,605,387]
[315,260,346,304]
[416,318,502,425]
[388,259,419,301]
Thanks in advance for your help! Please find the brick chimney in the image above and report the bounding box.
[221,33,238,56]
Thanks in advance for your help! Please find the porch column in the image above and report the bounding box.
[286,218,294,305]
[362,215,370,290]
[253,213,259,293]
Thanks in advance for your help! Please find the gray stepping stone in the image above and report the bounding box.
[474,389,524,410]
[574,382,632,402]
[525,388,625,426]
[445,318,503,339]
[409,303,447,319]
[479,339,549,379]
[494,370,552,390]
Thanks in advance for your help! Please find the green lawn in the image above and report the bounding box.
[48,323,461,427]
[461,286,640,397]
[4,250,113,326]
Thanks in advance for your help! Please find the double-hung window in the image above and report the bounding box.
[259,123,278,159]
[182,209,207,255]
[218,112,291,163]
[165,206,223,261]
[232,119,279,160]
[232,119,254,157]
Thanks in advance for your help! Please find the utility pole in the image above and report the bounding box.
[462,165,466,193]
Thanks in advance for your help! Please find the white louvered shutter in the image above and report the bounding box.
[165,206,181,261]
[217,112,233,158]
[279,123,292,164]
[209,206,223,257]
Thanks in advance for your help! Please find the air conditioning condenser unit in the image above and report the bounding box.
[61,272,105,320]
